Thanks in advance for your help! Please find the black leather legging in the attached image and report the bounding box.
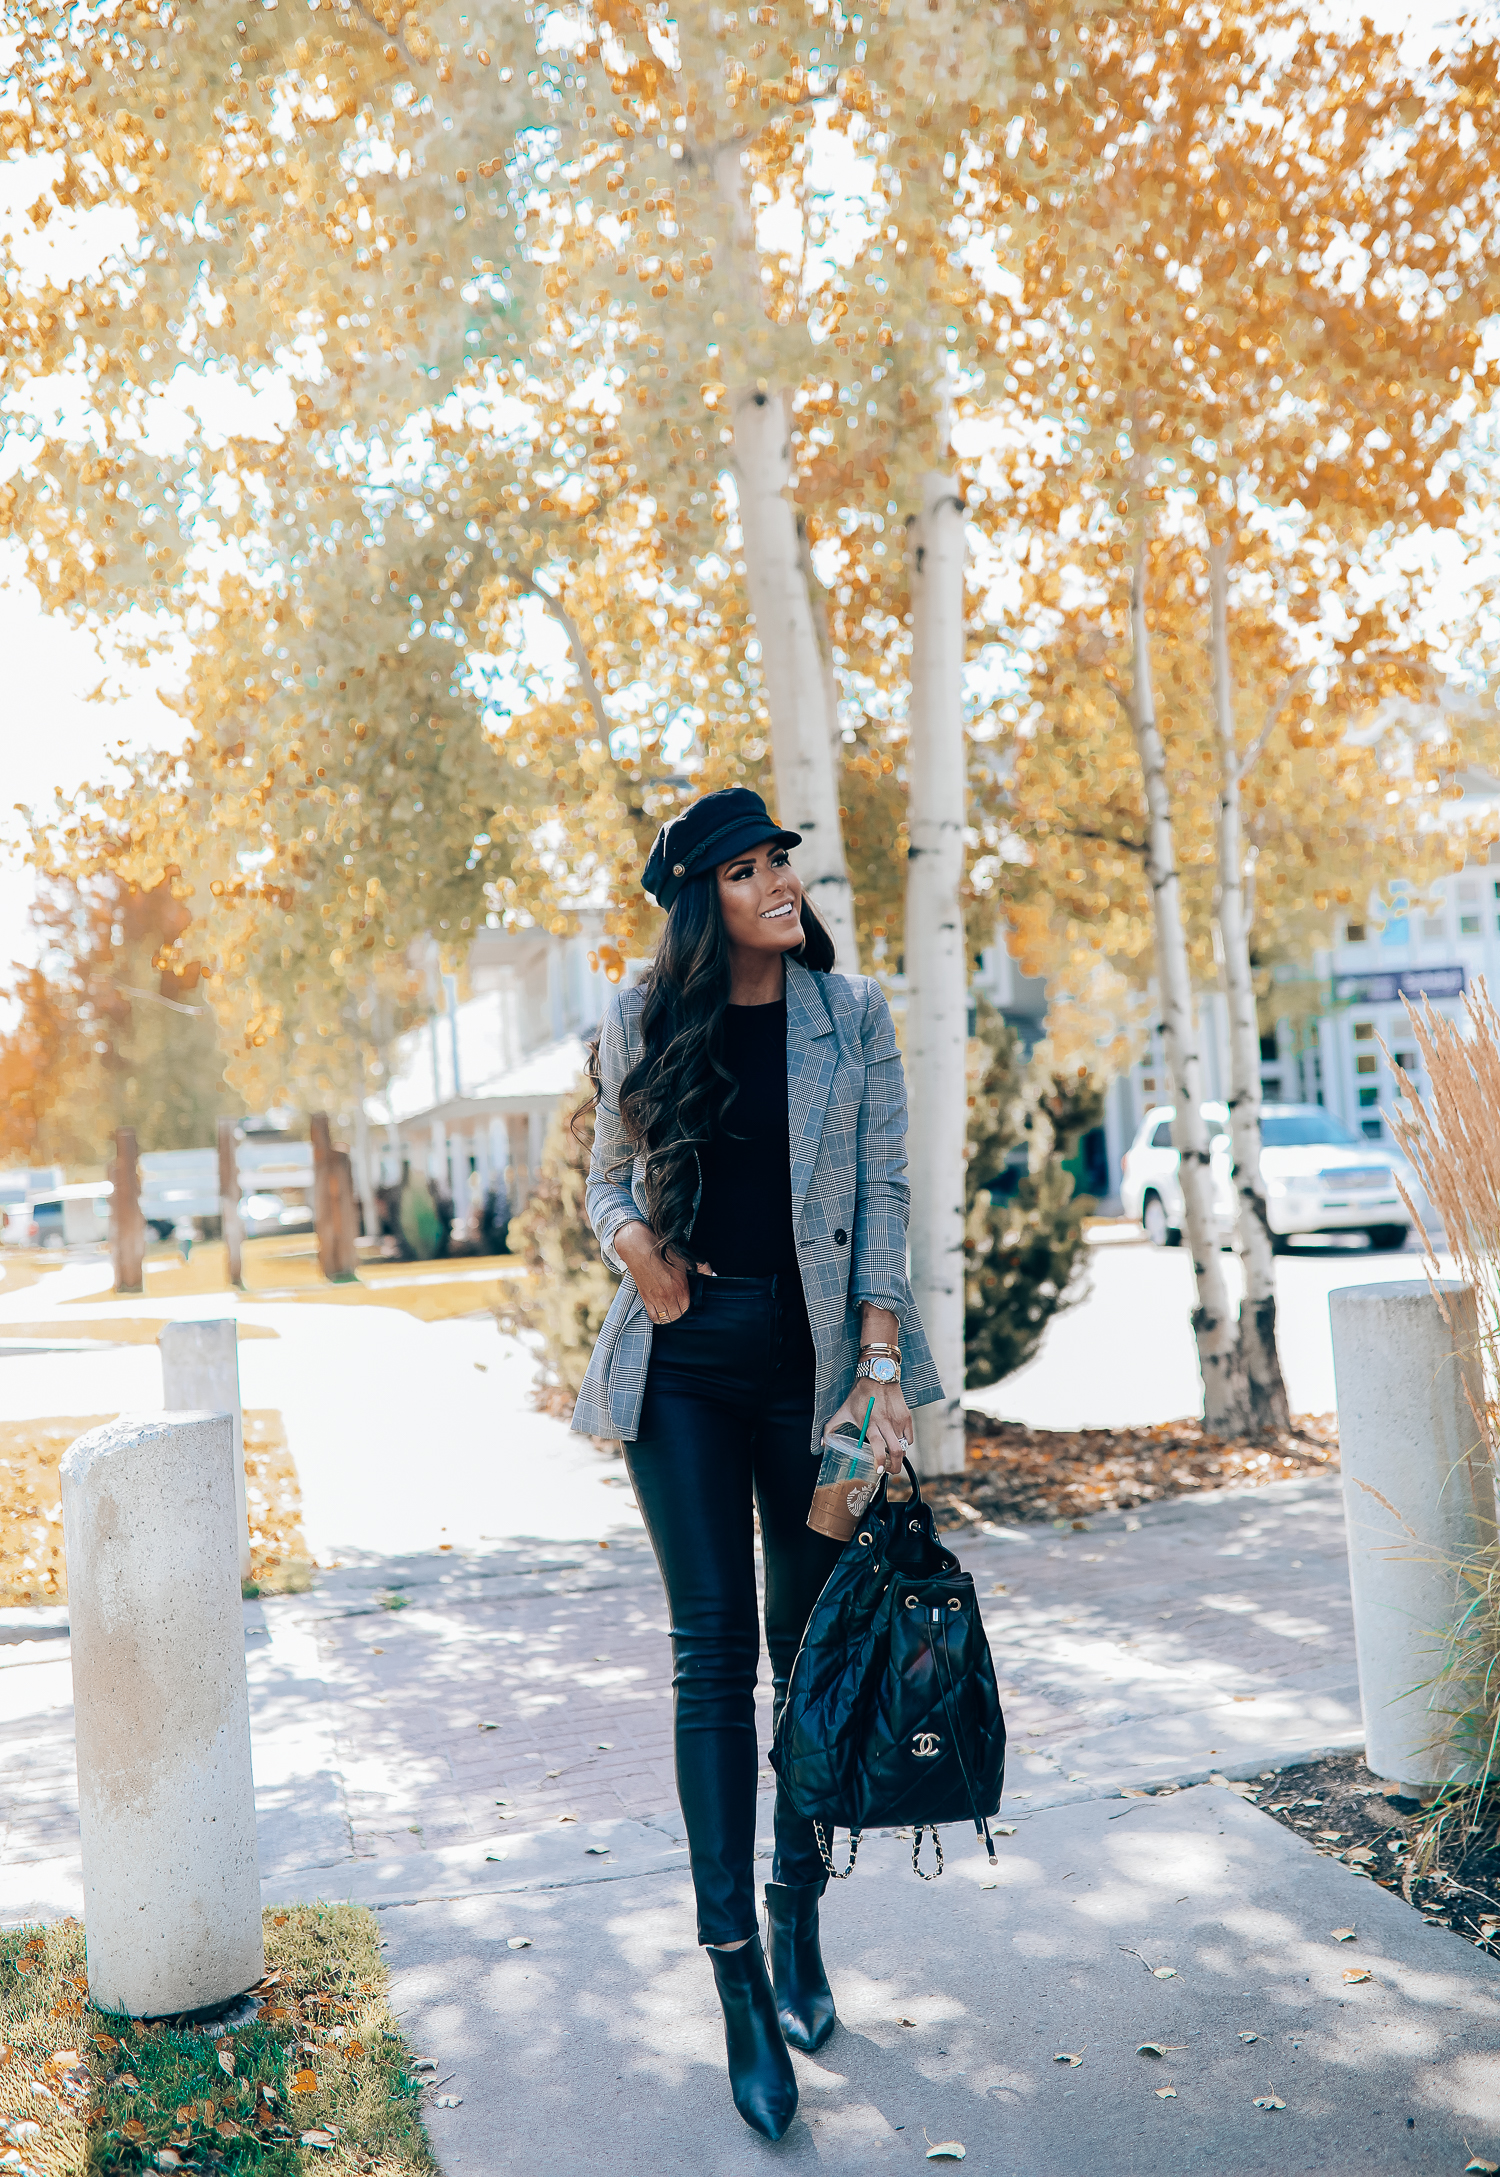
[625,1274,844,1946]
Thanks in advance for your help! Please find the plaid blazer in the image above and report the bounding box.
[571,959,942,1452]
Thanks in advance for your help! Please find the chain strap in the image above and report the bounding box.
[814,1822,861,1879]
[912,1826,944,1880]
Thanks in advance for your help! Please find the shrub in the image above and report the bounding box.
[964,999,1102,1388]
[508,1082,621,1402]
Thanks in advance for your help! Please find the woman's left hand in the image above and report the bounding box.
[823,1380,915,1477]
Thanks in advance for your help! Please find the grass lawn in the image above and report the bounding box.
[1,1907,436,2177]
[0,1413,309,1609]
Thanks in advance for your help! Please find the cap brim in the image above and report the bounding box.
[697,819,802,870]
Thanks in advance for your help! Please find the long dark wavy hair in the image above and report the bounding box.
[581,873,834,1260]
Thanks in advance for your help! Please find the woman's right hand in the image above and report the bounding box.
[614,1220,702,1326]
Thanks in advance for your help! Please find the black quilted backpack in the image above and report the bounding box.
[770,1460,1006,1879]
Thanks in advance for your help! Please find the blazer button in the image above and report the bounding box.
[834,1228,848,1246]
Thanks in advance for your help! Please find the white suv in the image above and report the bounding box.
[1121,1102,1415,1252]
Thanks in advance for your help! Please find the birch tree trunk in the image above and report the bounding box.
[710,141,857,967]
[729,385,858,968]
[904,472,968,1478]
[1209,541,1291,1434]
[1129,538,1254,1435]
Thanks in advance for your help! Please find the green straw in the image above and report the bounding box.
[854,1395,876,1452]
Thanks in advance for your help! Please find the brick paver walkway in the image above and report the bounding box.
[2,1469,1361,1924]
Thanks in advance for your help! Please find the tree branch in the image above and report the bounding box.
[514,570,611,737]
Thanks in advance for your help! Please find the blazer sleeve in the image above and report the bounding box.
[585,991,645,1275]
[850,980,917,1318]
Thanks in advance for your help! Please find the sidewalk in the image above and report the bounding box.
[5,1474,1497,2169]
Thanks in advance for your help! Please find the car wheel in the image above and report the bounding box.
[1142,1193,1179,1248]
[1365,1224,1409,1253]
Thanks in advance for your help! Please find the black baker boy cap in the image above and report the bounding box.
[641,787,801,912]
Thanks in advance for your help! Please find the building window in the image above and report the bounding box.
[1423,916,1446,941]
[1259,1032,1279,1062]
[1356,1054,1377,1075]
[1361,1117,1384,1139]
[1461,913,1481,935]
[1358,1086,1379,1107]
[1346,922,1367,942]
[1353,1021,1375,1042]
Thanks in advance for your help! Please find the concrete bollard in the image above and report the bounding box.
[1329,1279,1499,1787]
[61,1413,263,2016]
[159,1319,250,1582]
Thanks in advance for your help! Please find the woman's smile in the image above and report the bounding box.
[760,901,796,921]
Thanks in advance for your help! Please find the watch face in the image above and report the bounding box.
[865,1356,898,1384]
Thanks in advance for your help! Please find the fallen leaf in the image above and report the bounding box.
[1253,2095,1286,2111]
[597,1742,613,1750]
[981,1880,999,1890]
[478,1722,498,1732]
[1238,2032,1258,2044]
[897,2017,917,2028]
[559,1813,577,1823]
[1053,2052,1083,2066]
[1345,1846,1376,1866]
[16,1958,35,1975]
[585,1845,610,1855]
[346,2043,365,2061]
[994,1823,1018,1836]
[216,2119,241,2140]
[1155,2087,1177,2099]
[507,1936,532,1950]
[217,2050,235,2076]
[301,2129,338,2150]
[1464,2159,1499,2173]
[1152,1966,1177,1979]
[92,2035,117,2054]
[122,2120,147,2143]
[256,1969,284,1991]
[1120,1788,1152,1799]
[1316,1831,1345,1842]
[474,1362,487,1371]
[436,2094,463,2108]
[156,2152,184,2170]
[1342,1968,1372,1985]
[484,1853,507,1863]
[292,2069,319,2093]
[1331,1928,1357,1943]
[925,2145,966,2162]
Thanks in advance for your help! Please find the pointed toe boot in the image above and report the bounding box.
[708,1938,799,2142]
[764,1880,837,2053]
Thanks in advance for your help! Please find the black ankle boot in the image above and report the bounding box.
[707,1938,799,2141]
[764,1881,837,2053]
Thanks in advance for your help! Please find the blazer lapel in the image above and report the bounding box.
[785,959,836,1221]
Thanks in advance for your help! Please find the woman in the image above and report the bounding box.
[573,786,941,2142]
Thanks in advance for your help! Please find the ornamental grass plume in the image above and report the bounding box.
[1384,990,1500,1859]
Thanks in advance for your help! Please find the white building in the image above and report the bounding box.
[1099,844,1500,1207]
[371,919,614,1221]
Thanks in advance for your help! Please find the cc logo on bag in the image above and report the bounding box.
[911,1732,942,1759]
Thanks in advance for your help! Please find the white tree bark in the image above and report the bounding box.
[1209,541,1290,1434]
[710,140,857,968]
[1129,539,1253,1435]
[904,472,968,1478]
[729,384,858,968]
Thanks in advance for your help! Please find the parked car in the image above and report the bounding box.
[1121,1102,1415,1251]
[238,1191,314,1237]
[5,1184,113,1251]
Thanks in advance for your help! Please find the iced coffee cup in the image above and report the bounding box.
[807,1416,882,1541]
